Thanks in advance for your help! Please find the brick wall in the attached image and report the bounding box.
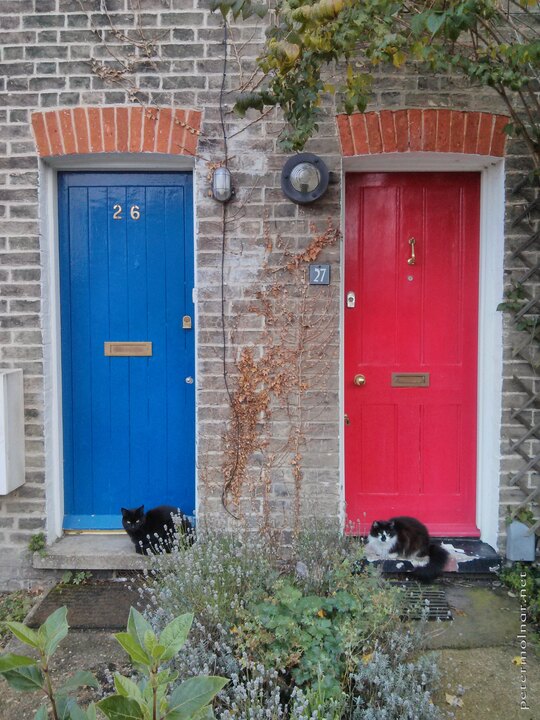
[0,0,536,587]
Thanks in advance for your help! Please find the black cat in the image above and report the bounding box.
[367,516,449,583]
[121,505,193,555]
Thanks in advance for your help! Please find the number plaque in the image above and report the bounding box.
[309,264,331,285]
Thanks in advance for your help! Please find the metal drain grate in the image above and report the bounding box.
[391,583,453,621]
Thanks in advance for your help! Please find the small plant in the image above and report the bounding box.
[0,605,228,720]
[60,570,93,586]
[0,590,39,649]
[505,504,536,528]
[28,532,46,557]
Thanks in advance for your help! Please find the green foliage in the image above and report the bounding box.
[0,590,37,648]
[61,571,93,586]
[500,562,540,630]
[0,605,228,720]
[497,282,540,333]
[239,562,400,701]
[99,608,228,720]
[238,582,356,699]
[28,533,46,556]
[0,606,98,719]
[226,0,540,158]
[505,504,536,527]
[209,0,267,21]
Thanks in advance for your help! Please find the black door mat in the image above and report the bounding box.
[27,580,147,630]
[391,583,453,621]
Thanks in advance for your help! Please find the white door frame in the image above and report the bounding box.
[340,152,505,549]
[39,154,196,541]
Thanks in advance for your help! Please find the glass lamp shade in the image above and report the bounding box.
[212,166,232,202]
[289,162,321,193]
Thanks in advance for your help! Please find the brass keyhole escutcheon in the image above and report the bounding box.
[354,374,366,386]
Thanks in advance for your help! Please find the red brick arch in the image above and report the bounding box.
[337,109,508,157]
[31,106,202,158]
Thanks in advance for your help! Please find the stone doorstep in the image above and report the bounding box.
[372,539,502,579]
[32,534,148,571]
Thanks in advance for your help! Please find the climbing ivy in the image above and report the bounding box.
[214,0,540,159]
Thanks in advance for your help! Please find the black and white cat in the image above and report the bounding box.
[121,505,193,555]
[367,516,449,583]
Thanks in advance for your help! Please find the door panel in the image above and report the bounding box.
[344,172,480,536]
[59,172,195,529]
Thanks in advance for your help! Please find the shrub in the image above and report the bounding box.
[350,627,442,719]
[143,524,440,719]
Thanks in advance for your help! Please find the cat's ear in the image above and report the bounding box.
[121,507,127,516]
[372,521,379,529]
[388,520,396,530]
[137,505,145,514]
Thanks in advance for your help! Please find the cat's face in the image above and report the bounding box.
[121,505,145,532]
[368,520,396,544]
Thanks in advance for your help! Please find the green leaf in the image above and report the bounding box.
[192,708,216,720]
[98,695,145,720]
[114,673,143,702]
[167,676,229,720]
[0,664,44,692]
[39,606,69,657]
[3,621,40,649]
[69,701,99,720]
[58,670,99,694]
[126,608,153,649]
[56,695,76,720]
[426,12,446,34]
[114,632,151,666]
[159,613,194,662]
[0,653,37,673]
[33,705,48,720]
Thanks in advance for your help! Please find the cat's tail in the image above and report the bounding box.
[412,542,449,584]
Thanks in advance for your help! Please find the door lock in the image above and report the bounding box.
[346,291,356,308]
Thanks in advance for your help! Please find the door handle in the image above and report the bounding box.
[407,237,416,265]
[353,374,366,386]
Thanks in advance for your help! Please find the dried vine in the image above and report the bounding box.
[222,219,340,532]
[78,0,202,146]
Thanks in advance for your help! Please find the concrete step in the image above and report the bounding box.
[32,534,148,571]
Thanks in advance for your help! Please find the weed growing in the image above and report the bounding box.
[500,561,540,632]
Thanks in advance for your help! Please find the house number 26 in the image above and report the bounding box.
[112,204,141,220]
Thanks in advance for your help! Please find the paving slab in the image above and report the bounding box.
[436,647,540,720]
[425,584,520,649]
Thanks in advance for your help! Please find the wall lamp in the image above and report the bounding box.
[281,153,329,205]
[212,166,233,203]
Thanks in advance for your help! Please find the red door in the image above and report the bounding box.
[345,172,480,537]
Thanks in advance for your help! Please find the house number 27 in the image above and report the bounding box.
[112,204,141,220]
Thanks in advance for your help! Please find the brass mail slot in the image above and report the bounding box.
[104,342,152,357]
[391,372,430,387]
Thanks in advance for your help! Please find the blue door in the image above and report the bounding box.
[58,172,195,529]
